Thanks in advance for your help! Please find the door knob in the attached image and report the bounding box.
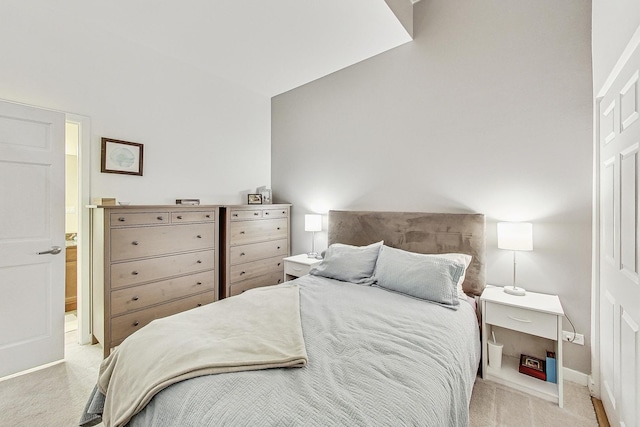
[37,246,62,255]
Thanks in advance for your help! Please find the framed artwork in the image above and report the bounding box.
[247,194,262,205]
[101,138,144,176]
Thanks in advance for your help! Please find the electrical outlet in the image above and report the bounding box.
[562,331,584,345]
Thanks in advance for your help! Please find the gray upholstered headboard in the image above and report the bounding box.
[327,210,486,295]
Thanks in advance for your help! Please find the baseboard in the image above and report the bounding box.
[563,366,589,386]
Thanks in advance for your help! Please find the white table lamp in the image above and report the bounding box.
[497,222,533,296]
[305,214,322,258]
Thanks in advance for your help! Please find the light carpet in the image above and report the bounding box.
[0,331,598,427]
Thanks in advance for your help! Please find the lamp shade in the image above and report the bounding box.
[304,214,322,232]
[497,222,533,251]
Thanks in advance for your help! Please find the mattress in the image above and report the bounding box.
[124,274,481,426]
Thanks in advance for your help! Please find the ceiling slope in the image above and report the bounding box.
[46,0,413,97]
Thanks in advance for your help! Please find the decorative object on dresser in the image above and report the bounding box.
[100,138,144,176]
[481,286,564,407]
[304,214,322,258]
[283,253,322,281]
[256,186,272,204]
[497,222,533,296]
[90,205,219,357]
[220,204,291,298]
[176,199,200,205]
[247,194,262,205]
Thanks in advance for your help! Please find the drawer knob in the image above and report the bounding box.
[132,271,139,275]
[197,260,202,264]
[197,303,202,307]
[132,241,139,246]
[196,281,202,285]
[277,262,281,266]
[177,215,183,219]
[132,296,139,301]
[133,321,139,327]
[157,216,164,221]
[206,214,211,218]
[277,279,282,283]
[277,227,281,230]
[253,212,259,216]
[265,212,269,215]
[277,246,281,250]
[196,235,202,239]
[240,252,245,256]
[281,211,285,214]
[118,217,126,222]
[240,271,246,275]
[233,213,238,217]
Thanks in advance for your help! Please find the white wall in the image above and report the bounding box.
[272,0,593,373]
[0,2,271,205]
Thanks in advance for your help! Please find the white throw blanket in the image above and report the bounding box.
[98,283,307,427]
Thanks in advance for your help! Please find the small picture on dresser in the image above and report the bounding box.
[247,194,262,205]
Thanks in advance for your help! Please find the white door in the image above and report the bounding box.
[0,100,65,378]
[598,40,640,426]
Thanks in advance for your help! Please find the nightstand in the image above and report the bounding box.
[283,254,322,281]
[481,286,565,407]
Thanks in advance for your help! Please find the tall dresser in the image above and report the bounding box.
[90,205,219,357]
[220,204,291,298]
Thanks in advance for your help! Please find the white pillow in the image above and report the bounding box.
[430,253,472,298]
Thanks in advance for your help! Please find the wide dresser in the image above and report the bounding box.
[220,204,291,298]
[91,205,219,357]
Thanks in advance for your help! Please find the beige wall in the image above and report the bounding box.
[272,0,593,373]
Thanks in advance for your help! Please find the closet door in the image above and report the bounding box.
[598,41,640,426]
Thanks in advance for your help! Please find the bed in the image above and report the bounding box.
[81,210,485,427]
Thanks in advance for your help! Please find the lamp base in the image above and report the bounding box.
[504,286,526,296]
[307,252,318,258]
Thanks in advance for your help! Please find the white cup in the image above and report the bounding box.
[488,341,503,369]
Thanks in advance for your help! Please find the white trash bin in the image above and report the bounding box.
[488,341,503,370]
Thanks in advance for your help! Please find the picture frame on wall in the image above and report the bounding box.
[247,194,262,205]
[101,137,144,176]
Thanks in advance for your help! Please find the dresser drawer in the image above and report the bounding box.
[111,270,215,315]
[171,211,215,223]
[262,208,289,219]
[111,250,215,288]
[110,212,169,226]
[229,209,262,221]
[228,272,284,297]
[229,239,288,265]
[229,256,284,284]
[228,218,288,246]
[110,291,215,343]
[110,223,215,261]
[485,301,558,340]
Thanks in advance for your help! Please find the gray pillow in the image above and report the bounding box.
[309,241,383,284]
[373,245,464,309]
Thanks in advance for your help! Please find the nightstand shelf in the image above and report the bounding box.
[481,286,564,407]
[283,254,322,281]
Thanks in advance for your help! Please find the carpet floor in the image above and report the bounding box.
[0,330,599,427]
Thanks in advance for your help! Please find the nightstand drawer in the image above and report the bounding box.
[485,301,558,340]
[285,260,313,277]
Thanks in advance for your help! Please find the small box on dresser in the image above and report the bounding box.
[220,204,291,298]
[90,205,220,357]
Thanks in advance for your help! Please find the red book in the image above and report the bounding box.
[519,354,546,380]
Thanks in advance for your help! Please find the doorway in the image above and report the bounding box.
[65,114,92,347]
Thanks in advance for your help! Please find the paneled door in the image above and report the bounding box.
[598,39,640,426]
[0,100,65,378]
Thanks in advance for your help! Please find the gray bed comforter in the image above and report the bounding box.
[87,275,480,426]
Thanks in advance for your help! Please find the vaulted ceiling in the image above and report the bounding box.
[55,0,413,97]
